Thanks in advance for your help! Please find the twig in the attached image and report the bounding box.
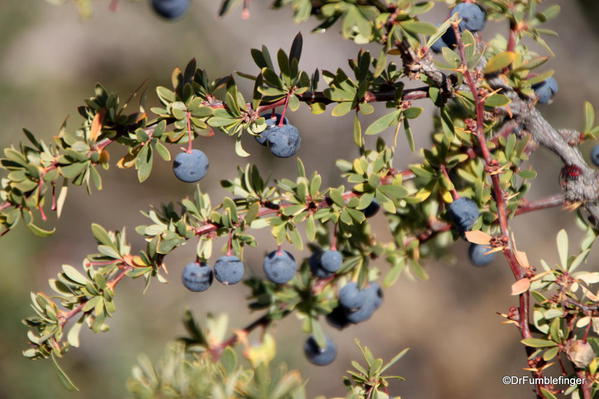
[452,22,544,397]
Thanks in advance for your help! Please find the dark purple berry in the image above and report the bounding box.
[267,124,301,158]
[255,113,288,145]
[182,262,213,292]
[151,0,190,19]
[468,243,495,267]
[320,250,343,273]
[451,3,486,32]
[339,282,367,310]
[591,145,599,167]
[326,306,351,330]
[304,336,337,366]
[448,197,479,233]
[263,250,297,284]
[362,199,380,218]
[173,149,209,183]
[214,256,245,285]
[532,77,558,105]
[309,252,335,279]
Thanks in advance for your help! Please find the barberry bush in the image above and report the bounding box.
[6,0,599,398]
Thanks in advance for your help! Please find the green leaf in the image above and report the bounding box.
[136,144,153,183]
[91,223,112,246]
[380,348,409,374]
[28,222,56,237]
[484,51,516,74]
[154,141,171,161]
[329,187,345,207]
[156,86,175,104]
[426,16,456,49]
[401,21,437,36]
[67,317,84,348]
[556,229,568,268]
[584,101,595,133]
[331,102,353,117]
[235,138,250,158]
[540,388,558,399]
[403,119,415,152]
[353,112,363,148]
[543,346,559,361]
[521,338,557,348]
[221,347,237,374]
[51,353,79,391]
[289,32,303,62]
[62,265,88,285]
[365,110,401,135]
[311,318,327,349]
[403,107,422,119]
[485,94,511,108]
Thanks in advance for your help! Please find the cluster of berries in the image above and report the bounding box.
[182,256,245,292]
[430,3,559,105]
[255,113,301,158]
[172,114,301,183]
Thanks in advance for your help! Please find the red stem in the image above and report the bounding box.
[440,164,459,200]
[277,93,291,127]
[331,223,338,251]
[186,112,193,153]
[209,311,276,359]
[453,22,543,395]
[96,138,113,152]
[578,370,591,399]
[226,230,233,256]
[515,194,564,215]
[58,262,132,328]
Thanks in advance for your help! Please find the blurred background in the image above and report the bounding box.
[0,1,598,398]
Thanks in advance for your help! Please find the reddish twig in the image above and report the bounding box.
[453,23,544,396]
[57,262,133,328]
[440,163,459,200]
[515,194,565,215]
[186,112,193,154]
[209,311,282,359]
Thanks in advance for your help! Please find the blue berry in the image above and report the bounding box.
[304,336,337,366]
[263,250,297,284]
[468,243,495,267]
[256,113,288,145]
[173,149,209,183]
[367,282,383,309]
[320,250,343,273]
[448,197,479,233]
[591,145,599,167]
[345,283,383,323]
[339,282,367,310]
[255,131,271,146]
[151,0,189,19]
[309,252,335,278]
[346,302,376,323]
[451,3,486,32]
[532,77,558,105]
[326,306,351,330]
[182,262,213,292]
[214,256,245,285]
[362,199,380,218]
[267,124,301,158]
